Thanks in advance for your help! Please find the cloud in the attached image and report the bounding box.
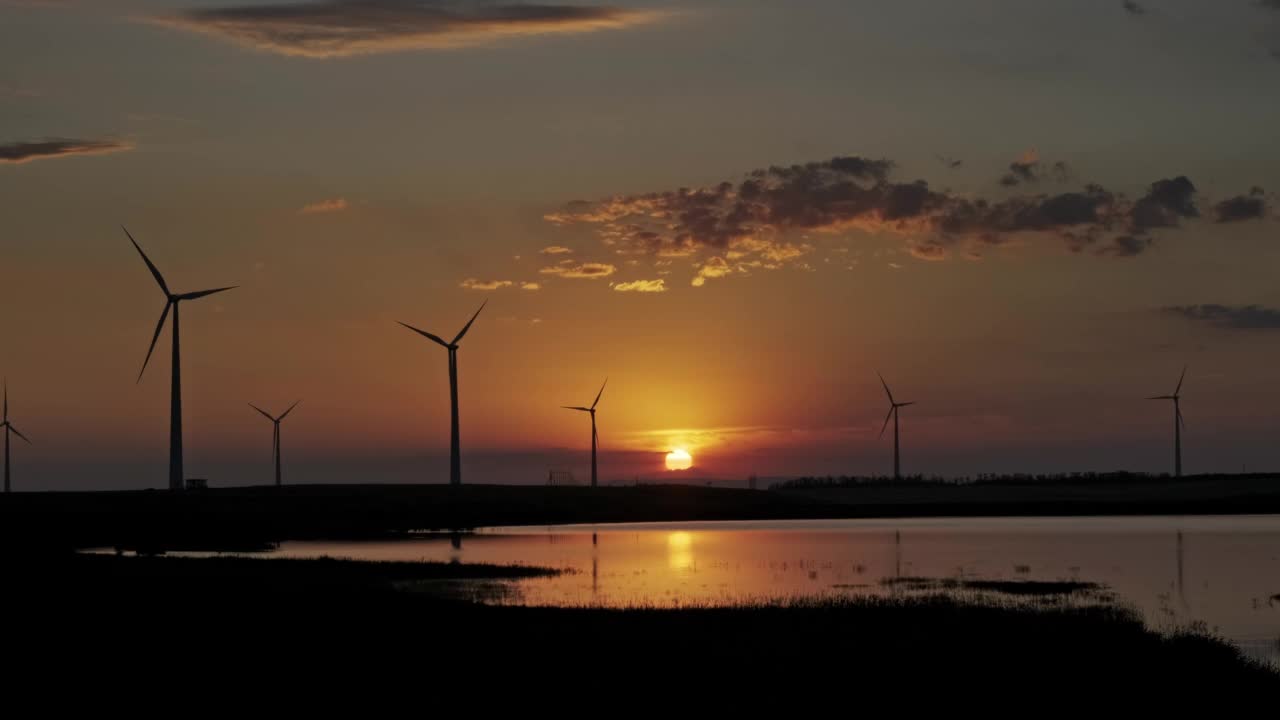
[1213,187,1268,223]
[520,282,541,290]
[612,278,666,293]
[460,278,514,290]
[1128,176,1198,233]
[998,150,1071,187]
[298,197,348,214]
[548,155,1259,263]
[0,138,132,164]
[539,259,616,279]
[540,245,573,255]
[1122,1,1145,16]
[1164,304,1280,330]
[935,154,963,170]
[147,0,661,58]
[691,256,733,287]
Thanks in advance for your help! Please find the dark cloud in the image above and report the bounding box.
[1260,1,1280,10]
[1213,187,1268,223]
[936,154,963,170]
[999,151,1071,187]
[1122,1,1145,16]
[1096,235,1150,258]
[1164,304,1280,330]
[0,138,132,164]
[548,155,1247,263]
[1128,176,1197,233]
[148,0,660,58]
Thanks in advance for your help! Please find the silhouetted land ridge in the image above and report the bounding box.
[4,553,1275,695]
[3,475,1279,553]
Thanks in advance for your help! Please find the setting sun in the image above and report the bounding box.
[665,448,693,471]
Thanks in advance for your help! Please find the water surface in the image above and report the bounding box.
[262,515,1280,667]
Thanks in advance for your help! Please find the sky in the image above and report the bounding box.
[2,0,1280,490]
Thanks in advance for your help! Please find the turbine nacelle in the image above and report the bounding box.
[399,300,487,351]
[249,400,301,424]
[1,381,31,446]
[126,227,237,382]
[1147,366,1188,427]
[876,371,916,438]
[562,378,607,416]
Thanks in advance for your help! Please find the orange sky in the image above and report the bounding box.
[3,1,1280,489]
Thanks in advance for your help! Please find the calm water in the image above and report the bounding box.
[262,515,1280,667]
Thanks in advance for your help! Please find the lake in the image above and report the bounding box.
[260,515,1280,667]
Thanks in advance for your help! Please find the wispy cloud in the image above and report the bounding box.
[460,278,514,290]
[540,245,573,255]
[612,278,666,293]
[520,281,541,290]
[147,0,662,59]
[1164,304,1280,330]
[1121,1,1145,16]
[298,197,348,214]
[0,138,132,165]
[539,259,616,279]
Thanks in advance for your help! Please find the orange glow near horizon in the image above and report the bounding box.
[664,448,693,471]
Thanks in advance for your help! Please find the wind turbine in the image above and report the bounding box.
[126,226,237,491]
[1148,366,1186,477]
[562,379,607,488]
[398,301,486,486]
[1,381,32,493]
[248,401,300,487]
[877,372,915,481]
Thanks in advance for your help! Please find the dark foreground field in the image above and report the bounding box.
[3,475,1279,552]
[5,553,1274,697]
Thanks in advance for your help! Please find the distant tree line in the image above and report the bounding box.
[769,471,1278,490]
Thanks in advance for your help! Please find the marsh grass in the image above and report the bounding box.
[4,553,1275,692]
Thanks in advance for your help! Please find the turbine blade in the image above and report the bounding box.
[877,371,895,404]
[248,403,275,422]
[2,379,6,421]
[1147,395,1175,401]
[177,286,237,302]
[278,400,301,421]
[1178,408,1186,428]
[138,301,172,382]
[591,378,608,410]
[124,226,170,297]
[879,406,894,439]
[898,401,916,408]
[398,322,450,348]
[1174,365,1187,396]
[562,406,591,412]
[452,300,487,345]
[8,424,31,444]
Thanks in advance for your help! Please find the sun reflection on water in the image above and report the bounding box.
[667,531,693,570]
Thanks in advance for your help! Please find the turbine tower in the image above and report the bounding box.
[399,301,486,486]
[1,381,32,493]
[1148,366,1187,477]
[127,227,236,491]
[877,372,916,481]
[562,379,607,488]
[249,400,300,487]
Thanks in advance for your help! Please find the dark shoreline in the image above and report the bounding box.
[5,552,1275,693]
[3,476,1279,552]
